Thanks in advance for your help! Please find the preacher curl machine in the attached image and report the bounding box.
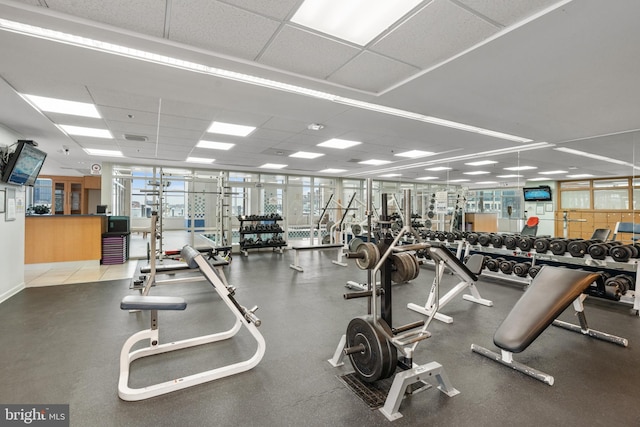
[328,187,458,421]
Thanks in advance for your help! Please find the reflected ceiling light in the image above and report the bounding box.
[554,147,640,171]
[496,174,523,178]
[289,151,325,159]
[317,138,361,149]
[416,176,438,180]
[186,157,215,164]
[359,159,391,166]
[474,181,498,184]
[207,121,255,137]
[379,173,402,177]
[259,163,287,169]
[0,18,533,144]
[83,148,123,157]
[465,160,497,166]
[503,165,537,171]
[538,170,567,175]
[566,173,594,178]
[59,125,113,138]
[426,166,451,171]
[319,168,347,173]
[22,94,101,118]
[197,140,235,150]
[526,177,549,181]
[394,150,435,158]
[463,171,490,175]
[291,0,422,46]
[448,179,469,182]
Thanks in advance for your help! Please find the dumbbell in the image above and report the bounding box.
[498,259,517,275]
[445,232,456,242]
[534,238,551,253]
[485,257,504,272]
[436,231,447,242]
[609,244,640,262]
[512,261,532,277]
[549,239,569,255]
[466,233,479,245]
[491,234,504,248]
[517,236,535,251]
[604,274,634,300]
[478,233,493,247]
[528,264,542,278]
[567,239,598,258]
[587,242,619,260]
[503,234,518,250]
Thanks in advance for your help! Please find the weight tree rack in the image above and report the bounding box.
[328,184,459,421]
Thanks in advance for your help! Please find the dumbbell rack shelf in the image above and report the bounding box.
[464,243,639,310]
[237,214,287,257]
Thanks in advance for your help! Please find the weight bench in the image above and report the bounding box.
[471,265,628,385]
[118,245,265,401]
[289,244,346,272]
[407,244,492,323]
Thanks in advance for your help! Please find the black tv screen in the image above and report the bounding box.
[523,186,552,202]
[1,141,47,186]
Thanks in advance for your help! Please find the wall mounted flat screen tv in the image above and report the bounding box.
[523,185,552,202]
[1,140,47,186]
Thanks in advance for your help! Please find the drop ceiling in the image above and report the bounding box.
[0,0,639,186]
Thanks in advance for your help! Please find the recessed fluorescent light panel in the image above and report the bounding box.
[197,140,235,150]
[207,121,255,137]
[186,157,215,164]
[23,94,101,118]
[416,176,438,180]
[496,174,524,178]
[317,138,361,149]
[259,163,287,169]
[59,125,113,138]
[566,174,594,178]
[526,177,549,181]
[291,0,422,46]
[465,160,497,166]
[475,181,498,184]
[426,166,451,171]
[448,179,470,183]
[463,171,490,175]
[539,170,568,175]
[83,148,122,157]
[380,173,401,177]
[503,166,537,171]
[359,159,391,166]
[394,150,434,158]
[289,151,325,159]
[319,168,347,173]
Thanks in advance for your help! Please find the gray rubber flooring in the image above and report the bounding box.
[1,249,640,426]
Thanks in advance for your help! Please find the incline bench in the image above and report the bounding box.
[289,244,347,272]
[471,265,628,385]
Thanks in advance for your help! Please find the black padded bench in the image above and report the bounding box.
[472,265,628,385]
[121,295,187,311]
[289,244,345,272]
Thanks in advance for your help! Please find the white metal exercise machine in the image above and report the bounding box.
[118,245,265,401]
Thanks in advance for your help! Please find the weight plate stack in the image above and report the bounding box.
[346,316,397,383]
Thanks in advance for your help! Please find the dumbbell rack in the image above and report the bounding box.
[462,241,640,312]
[237,214,286,257]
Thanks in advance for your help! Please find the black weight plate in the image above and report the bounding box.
[346,316,395,383]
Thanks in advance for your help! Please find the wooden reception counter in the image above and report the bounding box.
[25,215,107,264]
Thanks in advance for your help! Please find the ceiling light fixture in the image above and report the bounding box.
[289,151,325,159]
[526,177,549,181]
[474,181,498,184]
[319,168,347,173]
[554,147,640,171]
[317,138,362,149]
[379,173,402,177]
[307,123,324,131]
[426,166,452,171]
[448,179,470,183]
[0,18,533,144]
[197,140,235,150]
[416,176,438,180]
[503,165,537,171]
[465,160,497,166]
[259,163,287,169]
[538,170,568,175]
[186,157,215,164]
[496,174,524,178]
[207,121,256,137]
[359,159,391,166]
[58,125,113,139]
[566,173,594,178]
[394,150,435,158]
[83,148,123,157]
[21,94,101,118]
[463,171,490,175]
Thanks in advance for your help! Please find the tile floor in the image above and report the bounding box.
[24,260,138,287]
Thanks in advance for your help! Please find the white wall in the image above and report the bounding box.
[0,125,25,303]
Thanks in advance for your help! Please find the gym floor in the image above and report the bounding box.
[2,249,640,426]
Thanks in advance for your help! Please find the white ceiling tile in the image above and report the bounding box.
[456,0,565,27]
[260,25,360,80]
[221,0,301,20]
[43,0,166,37]
[169,0,281,60]
[328,51,421,93]
[372,0,498,69]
